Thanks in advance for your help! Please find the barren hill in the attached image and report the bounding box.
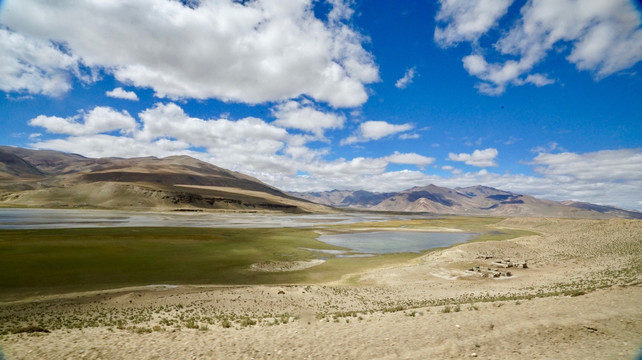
[0,146,329,213]
[291,184,642,218]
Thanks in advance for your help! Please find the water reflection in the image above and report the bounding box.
[316,231,474,254]
[0,208,430,229]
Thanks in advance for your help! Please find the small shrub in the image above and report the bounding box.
[184,319,199,329]
[12,326,50,334]
[132,327,152,334]
[240,318,257,327]
[567,290,586,297]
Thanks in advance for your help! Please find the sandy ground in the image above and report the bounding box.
[250,260,326,272]
[1,217,641,359]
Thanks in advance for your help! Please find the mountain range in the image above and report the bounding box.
[290,184,642,219]
[1,146,640,218]
[0,146,328,213]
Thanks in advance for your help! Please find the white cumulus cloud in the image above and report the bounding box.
[395,67,417,89]
[434,0,513,47]
[342,121,414,145]
[436,0,642,94]
[106,87,139,101]
[384,151,435,168]
[29,107,137,136]
[531,149,642,182]
[399,133,420,140]
[448,148,498,167]
[272,100,345,139]
[0,0,379,107]
[0,27,79,96]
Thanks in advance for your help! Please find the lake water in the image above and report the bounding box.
[317,231,475,254]
[0,208,475,255]
[0,208,429,229]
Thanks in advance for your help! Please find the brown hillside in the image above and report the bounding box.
[0,147,330,213]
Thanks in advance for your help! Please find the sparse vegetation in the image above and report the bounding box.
[0,215,639,359]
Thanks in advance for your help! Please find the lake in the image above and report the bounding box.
[317,231,475,254]
[0,208,428,229]
[0,209,475,253]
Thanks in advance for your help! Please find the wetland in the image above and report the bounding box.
[0,209,516,300]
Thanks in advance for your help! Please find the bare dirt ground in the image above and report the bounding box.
[1,217,641,359]
[249,259,326,272]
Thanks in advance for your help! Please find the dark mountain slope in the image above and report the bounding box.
[0,149,45,179]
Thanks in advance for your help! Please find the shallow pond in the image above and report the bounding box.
[317,231,475,254]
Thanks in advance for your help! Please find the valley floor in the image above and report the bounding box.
[1,217,641,359]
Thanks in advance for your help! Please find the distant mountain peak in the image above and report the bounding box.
[291,183,641,219]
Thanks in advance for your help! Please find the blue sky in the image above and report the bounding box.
[1,0,641,210]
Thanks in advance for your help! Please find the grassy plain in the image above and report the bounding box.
[0,227,323,299]
[0,217,533,300]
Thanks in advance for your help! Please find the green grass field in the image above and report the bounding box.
[0,217,535,300]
